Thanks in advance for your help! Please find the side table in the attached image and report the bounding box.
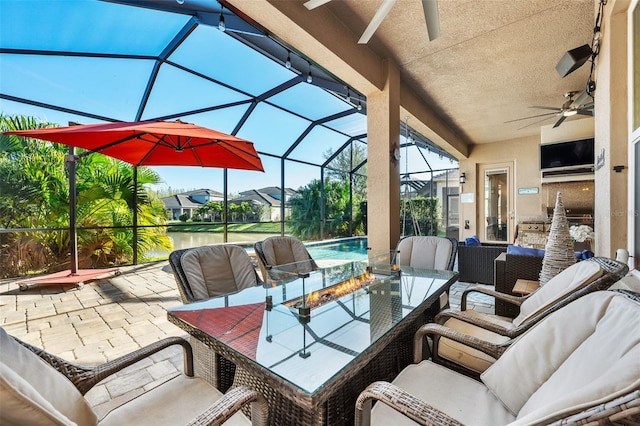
[513,279,540,296]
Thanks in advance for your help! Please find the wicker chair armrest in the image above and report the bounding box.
[434,309,516,337]
[355,381,464,426]
[186,386,268,426]
[415,323,507,363]
[18,336,193,395]
[544,390,640,426]
[460,286,524,311]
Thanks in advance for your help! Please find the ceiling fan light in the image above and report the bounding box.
[564,110,578,116]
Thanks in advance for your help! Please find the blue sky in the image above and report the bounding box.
[0,0,457,194]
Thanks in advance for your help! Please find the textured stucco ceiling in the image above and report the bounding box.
[321,0,595,145]
[231,0,596,153]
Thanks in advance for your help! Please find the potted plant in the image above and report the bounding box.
[569,224,593,252]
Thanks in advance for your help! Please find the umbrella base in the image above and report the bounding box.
[16,268,120,291]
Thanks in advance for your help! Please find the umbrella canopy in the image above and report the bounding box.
[3,120,264,171]
[3,120,263,285]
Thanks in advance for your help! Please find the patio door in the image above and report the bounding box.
[479,163,514,242]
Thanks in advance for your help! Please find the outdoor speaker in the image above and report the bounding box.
[556,44,593,78]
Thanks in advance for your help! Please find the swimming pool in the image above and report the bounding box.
[305,237,369,261]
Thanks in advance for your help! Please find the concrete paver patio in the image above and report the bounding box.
[0,260,493,418]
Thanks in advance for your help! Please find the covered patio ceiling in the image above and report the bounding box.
[226,0,596,157]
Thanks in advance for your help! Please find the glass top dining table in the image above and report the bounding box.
[167,254,459,425]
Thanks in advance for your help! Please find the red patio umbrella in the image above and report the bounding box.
[4,120,264,170]
[4,120,264,289]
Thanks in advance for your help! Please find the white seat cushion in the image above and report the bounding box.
[396,237,453,270]
[181,245,258,300]
[438,316,511,373]
[100,375,250,425]
[0,362,77,426]
[482,291,640,424]
[513,260,603,326]
[371,360,515,426]
[0,328,97,426]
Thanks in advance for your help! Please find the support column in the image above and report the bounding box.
[366,59,401,254]
[594,5,628,258]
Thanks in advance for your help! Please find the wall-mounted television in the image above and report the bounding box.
[539,137,595,173]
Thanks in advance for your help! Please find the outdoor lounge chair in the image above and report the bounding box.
[0,328,268,425]
[254,236,318,282]
[355,289,640,425]
[395,236,458,320]
[429,256,628,376]
[169,245,263,392]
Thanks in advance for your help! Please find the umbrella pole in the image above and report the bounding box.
[66,146,79,275]
[133,166,138,265]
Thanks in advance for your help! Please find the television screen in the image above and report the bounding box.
[539,138,595,170]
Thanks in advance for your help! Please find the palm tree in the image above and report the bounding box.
[0,114,172,277]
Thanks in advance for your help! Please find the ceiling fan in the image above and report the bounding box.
[505,90,594,129]
[303,0,440,44]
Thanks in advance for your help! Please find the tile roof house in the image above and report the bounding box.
[161,189,223,220]
[161,187,296,221]
[234,187,296,221]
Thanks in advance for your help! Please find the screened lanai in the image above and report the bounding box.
[0,0,459,278]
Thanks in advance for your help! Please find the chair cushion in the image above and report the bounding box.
[181,245,258,300]
[438,316,511,373]
[0,328,97,426]
[482,291,640,424]
[464,235,481,246]
[261,237,311,266]
[396,237,453,270]
[371,360,515,426]
[0,363,77,426]
[507,244,545,257]
[513,260,603,326]
[100,374,250,426]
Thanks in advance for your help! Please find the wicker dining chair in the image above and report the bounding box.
[395,236,458,320]
[395,236,458,271]
[429,256,628,377]
[254,236,318,282]
[0,328,268,426]
[355,290,640,426]
[169,244,263,304]
[168,244,263,392]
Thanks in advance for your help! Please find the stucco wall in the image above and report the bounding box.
[459,117,595,242]
[592,0,630,258]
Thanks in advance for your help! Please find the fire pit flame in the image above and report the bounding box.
[287,271,376,310]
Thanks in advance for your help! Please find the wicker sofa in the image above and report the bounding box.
[457,242,508,284]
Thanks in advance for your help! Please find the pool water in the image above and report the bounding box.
[305,237,369,261]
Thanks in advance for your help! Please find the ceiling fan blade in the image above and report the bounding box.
[577,110,594,116]
[303,0,332,10]
[504,111,559,123]
[530,106,562,111]
[358,0,397,44]
[553,115,567,128]
[422,0,440,41]
[517,114,557,130]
